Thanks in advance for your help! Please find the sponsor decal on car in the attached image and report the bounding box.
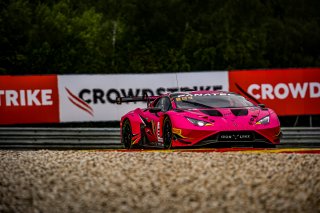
[218,133,253,141]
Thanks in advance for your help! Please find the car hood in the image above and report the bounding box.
[179,107,270,128]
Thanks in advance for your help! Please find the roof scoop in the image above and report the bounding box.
[231,108,248,116]
[200,110,223,116]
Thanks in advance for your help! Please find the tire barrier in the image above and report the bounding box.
[0,127,319,149]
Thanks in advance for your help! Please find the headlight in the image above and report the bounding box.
[256,116,270,125]
[186,117,211,127]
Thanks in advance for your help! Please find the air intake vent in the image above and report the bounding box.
[231,109,248,116]
[200,110,223,116]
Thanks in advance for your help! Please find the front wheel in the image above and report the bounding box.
[122,119,133,149]
[163,117,173,149]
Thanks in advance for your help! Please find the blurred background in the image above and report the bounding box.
[0,0,319,127]
[1,0,319,74]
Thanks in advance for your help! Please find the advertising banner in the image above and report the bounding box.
[1,68,318,125]
[58,71,228,122]
[0,75,60,124]
[228,68,320,115]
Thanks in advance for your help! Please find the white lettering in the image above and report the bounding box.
[20,90,26,106]
[6,90,19,106]
[0,90,4,106]
[310,82,320,98]
[247,82,320,100]
[41,90,53,105]
[288,83,308,98]
[247,84,260,99]
[274,83,289,99]
[27,90,41,106]
[0,89,54,106]
[261,84,274,100]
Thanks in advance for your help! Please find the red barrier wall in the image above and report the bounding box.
[0,69,319,124]
[0,75,60,124]
[229,68,320,115]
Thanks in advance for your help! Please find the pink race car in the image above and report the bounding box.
[117,91,281,149]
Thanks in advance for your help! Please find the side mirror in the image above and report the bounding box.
[258,104,268,110]
[149,107,162,113]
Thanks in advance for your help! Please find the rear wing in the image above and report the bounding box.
[116,94,158,105]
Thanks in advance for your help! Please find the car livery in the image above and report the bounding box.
[117,91,281,149]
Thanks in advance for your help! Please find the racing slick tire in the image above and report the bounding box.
[122,119,138,149]
[163,116,173,149]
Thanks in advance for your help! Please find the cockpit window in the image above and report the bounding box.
[174,94,254,109]
[155,97,172,112]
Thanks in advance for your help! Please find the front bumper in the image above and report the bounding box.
[171,127,281,147]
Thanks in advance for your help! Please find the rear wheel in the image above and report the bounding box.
[163,117,173,149]
[122,119,133,149]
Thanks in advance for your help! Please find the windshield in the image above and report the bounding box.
[174,94,254,109]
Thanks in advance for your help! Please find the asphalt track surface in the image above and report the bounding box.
[1,147,320,213]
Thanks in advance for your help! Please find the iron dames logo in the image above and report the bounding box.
[219,133,253,141]
[65,87,94,116]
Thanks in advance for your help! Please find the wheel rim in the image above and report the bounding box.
[122,120,132,149]
[163,118,172,149]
